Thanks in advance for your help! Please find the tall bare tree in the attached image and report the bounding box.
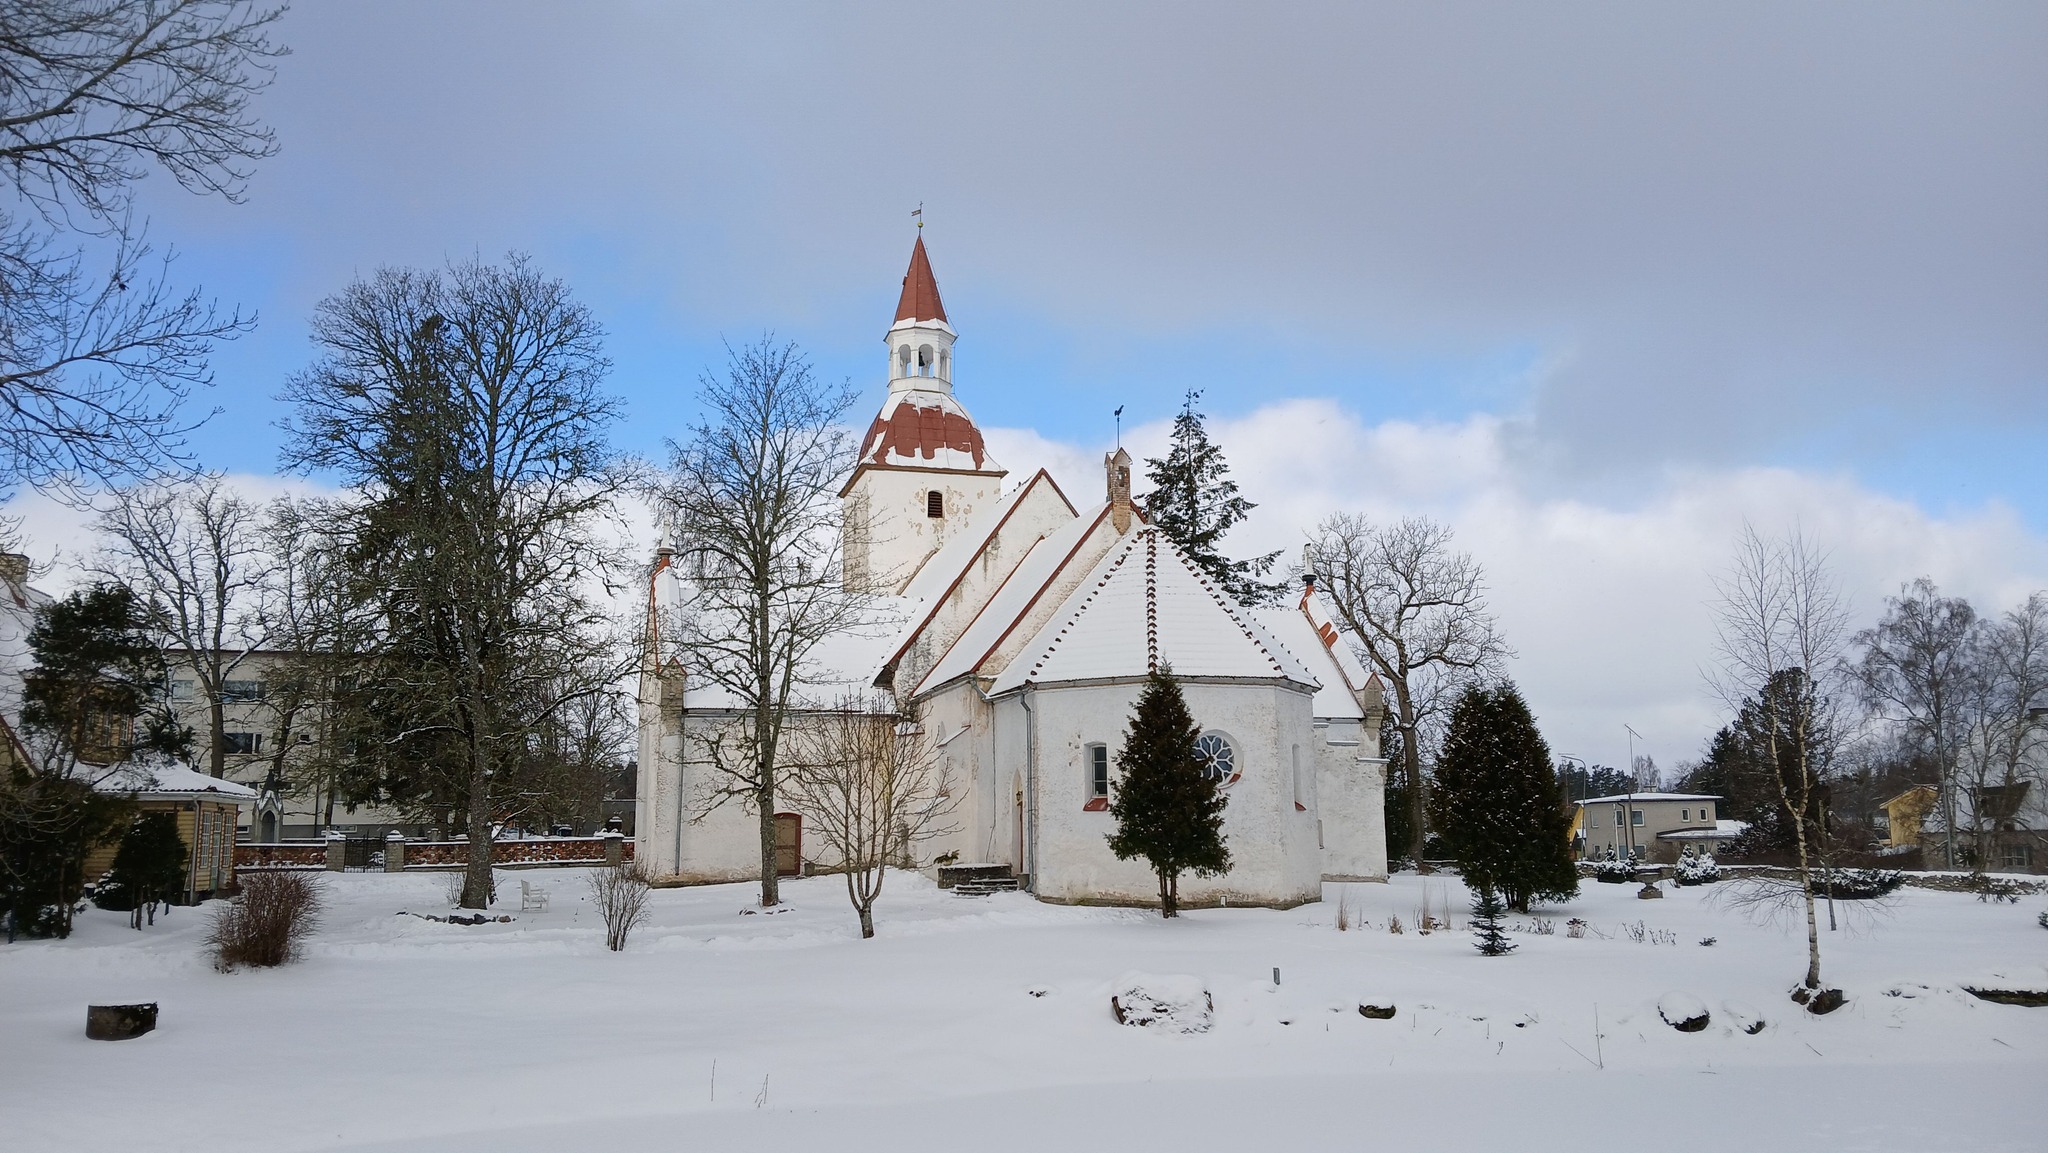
[1958,593,2048,868]
[0,0,284,503]
[784,696,957,938]
[1309,514,1510,870]
[281,255,628,909]
[251,494,368,830]
[653,337,870,908]
[1709,525,1850,995]
[92,474,268,776]
[1851,579,1980,868]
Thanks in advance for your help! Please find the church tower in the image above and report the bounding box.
[840,236,1008,593]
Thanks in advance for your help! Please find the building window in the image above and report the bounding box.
[1194,732,1238,787]
[2003,843,2033,870]
[1702,804,1712,820]
[223,731,263,756]
[1291,744,1306,810]
[1088,744,1109,799]
[222,679,266,702]
[1681,808,1689,822]
[926,490,945,518]
[170,678,194,701]
[1631,809,1644,826]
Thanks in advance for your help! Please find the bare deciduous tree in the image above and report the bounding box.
[0,0,284,503]
[1958,593,2048,869]
[92,474,268,776]
[587,859,652,952]
[281,255,630,910]
[1851,579,1980,868]
[1309,514,1510,871]
[653,337,872,908]
[784,697,957,938]
[1708,524,1850,995]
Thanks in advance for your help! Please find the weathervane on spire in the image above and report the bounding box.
[912,202,922,231]
[1114,405,1124,449]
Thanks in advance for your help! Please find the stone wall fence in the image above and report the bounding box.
[237,833,634,873]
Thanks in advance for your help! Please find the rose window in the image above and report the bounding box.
[1194,732,1238,786]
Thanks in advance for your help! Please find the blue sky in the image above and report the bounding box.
[11,2,2046,767]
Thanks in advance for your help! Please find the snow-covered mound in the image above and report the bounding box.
[1658,991,1710,1032]
[1110,972,1213,1033]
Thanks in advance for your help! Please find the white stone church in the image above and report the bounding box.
[636,238,1389,907]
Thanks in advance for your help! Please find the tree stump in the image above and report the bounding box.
[1358,1003,1397,1019]
[87,1003,157,1040]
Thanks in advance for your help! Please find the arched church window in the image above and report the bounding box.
[927,490,945,518]
[1194,731,1239,787]
[898,345,913,377]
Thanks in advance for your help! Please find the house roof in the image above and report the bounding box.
[989,528,1320,695]
[1657,820,1748,841]
[1575,792,1722,806]
[92,757,259,804]
[894,235,948,324]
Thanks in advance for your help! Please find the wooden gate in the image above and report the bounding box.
[774,813,802,876]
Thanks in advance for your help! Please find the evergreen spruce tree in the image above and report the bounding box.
[1469,882,1516,956]
[1,584,190,938]
[97,813,188,929]
[1431,681,1579,913]
[1107,666,1232,917]
[1141,391,1284,605]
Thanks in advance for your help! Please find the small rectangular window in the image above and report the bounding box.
[223,731,262,756]
[1089,744,1109,798]
[1681,808,1689,821]
[926,490,945,518]
[222,679,267,702]
[170,679,194,701]
[1631,809,1644,826]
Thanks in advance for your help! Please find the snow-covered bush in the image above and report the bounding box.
[1592,857,1635,884]
[1812,868,1904,901]
[1674,854,1721,886]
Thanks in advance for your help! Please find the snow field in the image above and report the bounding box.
[1,869,2043,1152]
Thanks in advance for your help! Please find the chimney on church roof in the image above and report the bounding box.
[1106,447,1133,533]
[894,235,948,325]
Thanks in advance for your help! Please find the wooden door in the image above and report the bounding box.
[774,813,802,876]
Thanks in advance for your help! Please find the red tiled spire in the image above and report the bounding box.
[893,235,948,324]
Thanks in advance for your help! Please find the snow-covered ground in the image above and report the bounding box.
[3,870,2043,1152]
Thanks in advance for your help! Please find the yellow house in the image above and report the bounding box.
[86,760,258,902]
[1880,785,1939,850]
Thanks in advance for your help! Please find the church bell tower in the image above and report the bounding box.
[840,235,1008,594]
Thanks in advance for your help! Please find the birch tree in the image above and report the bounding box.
[652,338,870,908]
[1708,525,1850,995]
[1308,514,1510,870]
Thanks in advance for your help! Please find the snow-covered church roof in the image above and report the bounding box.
[989,528,1321,694]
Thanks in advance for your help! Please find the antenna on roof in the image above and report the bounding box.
[1114,405,1124,449]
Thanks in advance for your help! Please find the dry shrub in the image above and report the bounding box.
[1334,890,1352,932]
[1386,914,1404,935]
[209,872,323,970]
[588,860,653,951]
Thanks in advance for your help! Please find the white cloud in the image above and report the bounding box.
[988,398,2048,771]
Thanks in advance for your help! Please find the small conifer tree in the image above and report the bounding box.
[98,813,188,928]
[1432,681,1579,913]
[1141,390,1284,605]
[1469,882,1516,956]
[1107,666,1232,917]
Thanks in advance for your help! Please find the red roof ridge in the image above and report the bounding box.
[894,235,948,324]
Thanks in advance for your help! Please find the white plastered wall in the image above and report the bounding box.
[844,466,1008,596]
